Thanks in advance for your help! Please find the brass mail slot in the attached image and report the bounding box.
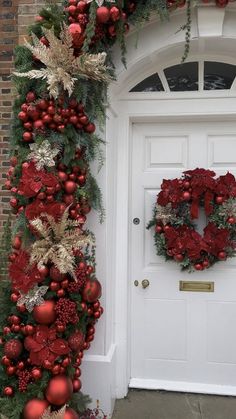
[179,281,214,292]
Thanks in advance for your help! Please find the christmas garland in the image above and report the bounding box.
[0,1,231,418]
[148,169,236,271]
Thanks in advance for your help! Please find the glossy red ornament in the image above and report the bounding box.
[37,99,48,110]
[32,368,42,380]
[82,279,102,303]
[23,132,33,142]
[227,217,236,224]
[155,225,163,234]
[50,281,60,291]
[25,324,35,335]
[33,300,56,325]
[216,196,224,204]
[218,251,226,260]
[33,119,44,130]
[194,263,203,271]
[4,339,23,359]
[45,375,73,406]
[17,361,25,370]
[6,365,16,375]
[174,254,184,262]
[182,191,191,201]
[96,6,110,23]
[84,122,96,134]
[18,111,28,121]
[64,408,79,419]
[10,197,18,208]
[22,398,49,419]
[74,367,81,378]
[1,355,11,366]
[110,6,120,22]
[72,378,81,392]
[64,180,77,194]
[68,330,85,352]
[57,289,65,298]
[3,386,14,397]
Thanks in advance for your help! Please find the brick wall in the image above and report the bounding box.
[0,0,45,276]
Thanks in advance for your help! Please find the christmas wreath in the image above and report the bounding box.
[148,169,236,271]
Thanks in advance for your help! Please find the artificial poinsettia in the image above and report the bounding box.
[9,250,44,293]
[18,162,58,198]
[204,223,230,256]
[25,200,66,221]
[215,172,236,200]
[24,325,70,366]
[157,178,182,207]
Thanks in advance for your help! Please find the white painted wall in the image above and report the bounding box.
[81,4,236,417]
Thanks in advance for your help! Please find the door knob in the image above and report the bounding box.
[141,279,150,289]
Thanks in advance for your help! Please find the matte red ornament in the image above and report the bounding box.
[33,300,56,325]
[64,408,79,419]
[68,330,85,352]
[96,6,110,23]
[22,399,49,419]
[68,23,84,48]
[26,91,36,102]
[82,279,102,303]
[4,339,23,359]
[45,375,73,406]
[50,266,66,282]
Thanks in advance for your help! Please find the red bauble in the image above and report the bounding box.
[32,367,42,380]
[64,407,79,419]
[76,0,87,12]
[23,132,33,142]
[82,279,102,303]
[18,111,28,122]
[26,91,36,102]
[68,330,85,352]
[96,6,110,23]
[12,236,22,249]
[110,6,120,22]
[64,180,77,194]
[3,386,14,397]
[33,300,56,325]
[68,4,77,14]
[45,375,73,406]
[194,263,203,271]
[174,254,184,262]
[50,266,66,282]
[22,399,49,419]
[227,217,236,224]
[155,225,163,234]
[68,23,84,48]
[182,191,191,201]
[216,196,224,204]
[72,378,81,392]
[84,122,96,134]
[4,339,23,359]
[218,251,226,260]
[33,119,44,130]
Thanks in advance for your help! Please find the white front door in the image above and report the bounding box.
[130,120,236,395]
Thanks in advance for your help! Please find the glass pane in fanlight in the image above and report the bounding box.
[129,73,164,92]
[204,62,236,90]
[164,62,198,91]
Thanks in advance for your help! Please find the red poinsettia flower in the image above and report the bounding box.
[18,162,58,198]
[165,225,209,261]
[184,168,216,178]
[215,172,236,199]
[157,178,182,207]
[24,325,70,366]
[204,223,230,256]
[9,250,43,293]
[25,200,66,221]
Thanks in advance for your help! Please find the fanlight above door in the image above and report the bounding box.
[129,61,236,92]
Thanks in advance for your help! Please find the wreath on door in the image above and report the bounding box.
[147,168,236,271]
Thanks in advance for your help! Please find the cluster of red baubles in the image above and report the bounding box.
[65,0,130,45]
[1,261,102,412]
[18,92,95,143]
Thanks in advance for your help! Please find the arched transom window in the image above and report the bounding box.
[129,61,236,93]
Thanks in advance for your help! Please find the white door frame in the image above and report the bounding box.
[110,97,236,398]
[106,6,236,399]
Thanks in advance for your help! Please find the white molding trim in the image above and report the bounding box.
[197,7,225,37]
[81,344,116,417]
[107,3,236,404]
[130,378,236,397]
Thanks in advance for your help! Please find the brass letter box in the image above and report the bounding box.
[179,281,214,292]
